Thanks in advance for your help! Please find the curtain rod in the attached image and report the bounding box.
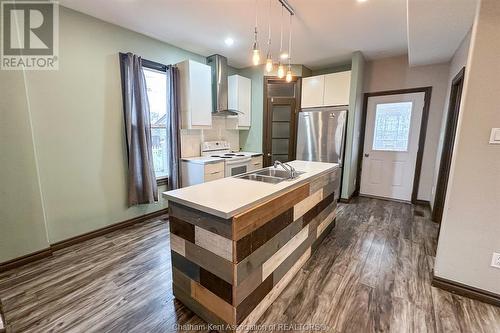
[278,0,294,16]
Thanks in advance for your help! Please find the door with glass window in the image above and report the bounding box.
[262,78,300,167]
[360,93,425,201]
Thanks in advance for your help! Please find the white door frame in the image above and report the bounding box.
[357,87,431,204]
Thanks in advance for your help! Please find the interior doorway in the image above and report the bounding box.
[357,87,432,203]
[432,67,465,223]
[262,77,301,167]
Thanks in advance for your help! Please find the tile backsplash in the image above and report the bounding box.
[180,117,240,157]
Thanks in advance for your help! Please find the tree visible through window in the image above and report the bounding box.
[143,67,168,179]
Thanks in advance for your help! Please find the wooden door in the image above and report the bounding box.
[360,92,425,201]
[433,68,465,223]
[262,78,301,167]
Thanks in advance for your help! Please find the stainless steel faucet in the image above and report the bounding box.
[273,160,297,179]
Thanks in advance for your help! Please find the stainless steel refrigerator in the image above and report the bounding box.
[296,107,348,200]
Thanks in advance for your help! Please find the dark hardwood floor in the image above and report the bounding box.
[0,197,498,332]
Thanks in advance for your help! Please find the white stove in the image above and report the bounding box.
[201,141,261,177]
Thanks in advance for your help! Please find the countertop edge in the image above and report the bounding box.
[164,164,338,219]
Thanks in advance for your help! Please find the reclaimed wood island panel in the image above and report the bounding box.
[164,161,339,332]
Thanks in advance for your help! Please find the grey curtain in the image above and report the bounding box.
[120,53,158,205]
[166,65,181,190]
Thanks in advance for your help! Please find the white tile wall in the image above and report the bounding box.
[180,116,240,157]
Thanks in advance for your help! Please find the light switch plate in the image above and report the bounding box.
[491,252,500,269]
[489,128,500,144]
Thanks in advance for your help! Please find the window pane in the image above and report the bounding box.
[267,83,295,97]
[272,105,291,121]
[143,67,168,178]
[272,138,289,154]
[272,122,290,138]
[372,102,412,152]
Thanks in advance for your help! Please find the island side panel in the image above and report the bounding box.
[233,168,339,326]
[167,167,339,332]
[168,202,237,326]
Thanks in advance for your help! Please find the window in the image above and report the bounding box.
[143,67,168,180]
[372,102,412,151]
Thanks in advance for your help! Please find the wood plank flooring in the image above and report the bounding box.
[0,197,499,332]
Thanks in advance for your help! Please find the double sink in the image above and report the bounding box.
[237,167,305,184]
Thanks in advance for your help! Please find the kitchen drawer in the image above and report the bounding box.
[204,170,224,182]
[204,162,224,175]
[249,156,263,171]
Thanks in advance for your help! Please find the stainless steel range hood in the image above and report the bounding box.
[206,54,241,116]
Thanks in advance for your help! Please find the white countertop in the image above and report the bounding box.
[181,156,224,164]
[182,152,263,165]
[163,160,338,219]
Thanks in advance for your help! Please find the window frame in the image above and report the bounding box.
[141,58,169,187]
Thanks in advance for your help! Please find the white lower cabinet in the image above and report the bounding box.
[248,156,263,171]
[181,161,224,187]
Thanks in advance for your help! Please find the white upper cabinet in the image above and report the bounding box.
[301,70,351,108]
[177,60,212,129]
[301,75,325,108]
[228,74,252,129]
[324,71,351,106]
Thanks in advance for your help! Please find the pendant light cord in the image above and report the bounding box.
[279,5,283,54]
[254,0,258,44]
[267,0,272,48]
[288,13,292,66]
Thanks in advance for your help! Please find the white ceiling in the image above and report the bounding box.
[60,0,475,69]
[407,0,477,66]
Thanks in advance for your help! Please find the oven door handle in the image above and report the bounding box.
[225,157,252,165]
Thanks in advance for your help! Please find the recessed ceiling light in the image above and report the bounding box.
[224,37,234,47]
[357,0,368,2]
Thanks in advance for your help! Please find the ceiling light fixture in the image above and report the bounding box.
[249,0,294,75]
[265,0,273,73]
[225,37,234,46]
[252,0,260,66]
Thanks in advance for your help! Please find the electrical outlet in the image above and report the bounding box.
[491,252,500,269]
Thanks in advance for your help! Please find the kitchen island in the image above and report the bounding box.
[163,160,340,332]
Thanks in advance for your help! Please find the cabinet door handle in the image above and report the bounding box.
[210,171,220,174]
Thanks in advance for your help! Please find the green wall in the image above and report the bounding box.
[0,70,50,262]
[238,66,265,152]
[341,51,365,199]
[1,6,211,261]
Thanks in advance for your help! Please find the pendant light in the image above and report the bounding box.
[252,0,260,66]
[277,5,285,78]
[265,0,273,72]
[285,12,293,82]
